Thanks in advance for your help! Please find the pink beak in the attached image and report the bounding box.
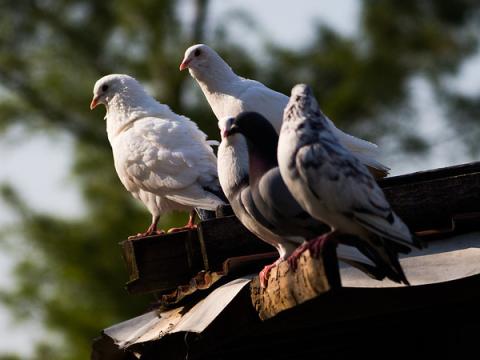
[90,96,99,110]
[179,58,190,71]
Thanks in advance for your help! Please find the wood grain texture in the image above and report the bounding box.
[121,231,204,294]
[251,239,340,320]
[121,217,276,295]
[381,165,480,231]
[121,162,480,295]
[95,272,480,360]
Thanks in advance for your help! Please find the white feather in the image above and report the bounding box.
[181,44,388,174]
[93,74,225,227]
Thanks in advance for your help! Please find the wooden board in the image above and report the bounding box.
[93,272,480,360]
[380,162,480,232]
[251,238,340,320]
[121,231,204,294]
[121,162,480,295]
[121,216,275,295]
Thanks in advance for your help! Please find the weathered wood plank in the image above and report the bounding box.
[250,239,340,320]
[121,162,480,295]
[121,231,204,294]
[121,217,276,295]
[95,271,480,360]
[381,165,480,232]
[379,161,480,187]
[198,216,275,271]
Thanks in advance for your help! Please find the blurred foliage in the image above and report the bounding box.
[0,0,479,359]
[263,0,480,146]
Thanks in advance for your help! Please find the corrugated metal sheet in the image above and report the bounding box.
[341,231,480,287]
[96,231,480,359]
[103,276,253,349]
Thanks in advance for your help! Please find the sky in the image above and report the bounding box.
[1,0,480,356]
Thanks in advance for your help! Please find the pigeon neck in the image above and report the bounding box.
[246,136,278,185]
[105,93,166,140]
[218,135,250,199]
[191,58,238,93]
[285,99,330,132]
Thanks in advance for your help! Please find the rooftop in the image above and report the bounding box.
[91,161,480,360]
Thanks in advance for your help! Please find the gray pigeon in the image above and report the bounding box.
[217,117,299,286]
[225,112,396,284]
[278,84,423,285]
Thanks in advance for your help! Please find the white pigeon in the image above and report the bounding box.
[278,84,422,284]
[179,43,389,178]
[90,74,225,238]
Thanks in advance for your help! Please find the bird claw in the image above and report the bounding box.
[287,242,310,271]
[259,261,279,288]
[166,224,197,233]
[127,233,148,240]
[287,234,330,270]
[308,234,329,258]
[127,229,165,240]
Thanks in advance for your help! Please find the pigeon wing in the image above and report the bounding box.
[119,117,223,209]
[239,81,289,133]
[255,168,327,238]
[295,139,415,248]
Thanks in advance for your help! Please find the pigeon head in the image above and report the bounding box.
[179,44,213,72]
[90,74,146,110]
[289,83,317,114]
[284,83,325,126]
[227,112,279,181]
[226,112,276,141]
[179,44,234,83]
[218,116,235,139]
[226,112,279,160]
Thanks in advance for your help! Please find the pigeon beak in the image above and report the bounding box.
[224,125,239,138]
[90,96,100,110]
[179,58,191,71]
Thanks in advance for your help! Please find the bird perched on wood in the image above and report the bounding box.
[278,84,422,285]
[179,43,389,178]
[217,116,296,273]
[224,112,391,286]
[90,74,226,238]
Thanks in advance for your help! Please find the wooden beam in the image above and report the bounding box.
[120,216,275,295]
[251,239,340,320]
[121,231,204,294]
[94,270,480,360]
[120,162,480,296]
[380,162,480,232]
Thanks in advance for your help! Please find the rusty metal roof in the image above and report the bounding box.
[102,277,253,350]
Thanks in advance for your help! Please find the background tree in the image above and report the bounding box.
[0,0,479,358]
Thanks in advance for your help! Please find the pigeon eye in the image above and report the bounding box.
[194,49,201,57]
[101,84,109,92]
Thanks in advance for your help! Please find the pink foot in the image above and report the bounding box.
[167,211,197,233]
[259,262,278,288]
[167,224,197,233]
[287,234,330,270]
[308,234,329,258]
[287,242,310,271]
[128,229,165,239]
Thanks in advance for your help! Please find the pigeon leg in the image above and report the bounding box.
[167,210,198,233]
[259,258,282,288]
[287,232,336,270]
[287,241,310,271]
[128,216,164,239]
[259,264,274,288]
